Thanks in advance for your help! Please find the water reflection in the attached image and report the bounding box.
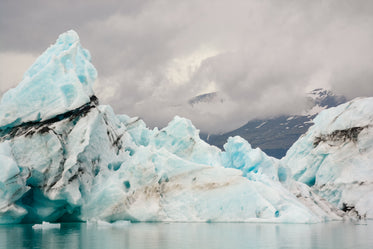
[1,221,372,249]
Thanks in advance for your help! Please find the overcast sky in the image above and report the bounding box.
[1,0,373,133]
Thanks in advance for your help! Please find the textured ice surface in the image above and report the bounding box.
[0,142,29,224]
[1,102,323,223]
[32,221,61,229]
[283,98,373,218]
[221,136,279,180]
[0,30,96,130]
[1,30,368,224]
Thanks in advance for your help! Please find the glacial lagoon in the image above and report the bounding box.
[1,221,372,249]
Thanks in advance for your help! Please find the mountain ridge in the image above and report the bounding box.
[199,89,347,158]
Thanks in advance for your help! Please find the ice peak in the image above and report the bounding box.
[58,29,80,43]
[0,30,97,130]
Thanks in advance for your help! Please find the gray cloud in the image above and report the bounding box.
[1,0,373,133]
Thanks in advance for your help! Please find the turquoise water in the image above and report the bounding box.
[1,221,372,249]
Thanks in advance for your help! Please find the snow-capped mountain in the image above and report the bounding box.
[201,89,347,158]
[0,30,371,225]
[303,88,347,116]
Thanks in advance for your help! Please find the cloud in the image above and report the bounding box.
[0,52,37,95]
[1,0,373,133]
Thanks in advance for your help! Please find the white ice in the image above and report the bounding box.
[32,221,61,229]
[283,97,373,218]
[0,30,96,130]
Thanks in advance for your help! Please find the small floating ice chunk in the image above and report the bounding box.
[32,221,61,229]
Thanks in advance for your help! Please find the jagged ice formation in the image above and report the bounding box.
[283,98,373,219]
[0,30,371,224]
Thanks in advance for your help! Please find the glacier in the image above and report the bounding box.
[0,30,371,224]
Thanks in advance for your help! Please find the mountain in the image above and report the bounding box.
[200,89,347,158]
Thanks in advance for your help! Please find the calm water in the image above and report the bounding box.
[1,221,372,249]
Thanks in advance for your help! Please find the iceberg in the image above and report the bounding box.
[283,98,373,219]
[1,30,369,224]
[32,221,61,229]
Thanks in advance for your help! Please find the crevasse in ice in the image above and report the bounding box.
[0,30,370,224]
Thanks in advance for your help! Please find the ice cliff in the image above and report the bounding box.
[283,98,373,219]
[0,30,370,224]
